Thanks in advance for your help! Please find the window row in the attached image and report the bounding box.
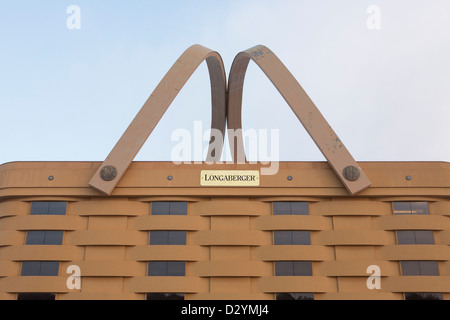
[28,201,189,216]
[148,231,312,246]
[21,229,435,246]
[27,201,432,216]
[274,261,442,277]
[275,292,444,301]
[23,230,188,246]
[273,230,435,246]
[21,261,188,277]
[146,293,315,301]
[19,260,441,277]
[273,201,431,215]
[147,293,316,301]
[16,292,443,301]
[28,201,309,216]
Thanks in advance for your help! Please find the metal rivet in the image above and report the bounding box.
[168,176,173,181]
[100,165,117,181]
[48,176,54,181]
[287,176,293,181]
[343,166,360,182]
[406,176,412,181]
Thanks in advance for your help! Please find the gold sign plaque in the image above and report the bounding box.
[201,170,260,187]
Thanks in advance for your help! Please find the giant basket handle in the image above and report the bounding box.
[89,45,227,195]
[227,45,371,195]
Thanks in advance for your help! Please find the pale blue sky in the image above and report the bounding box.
[1,0,449,165]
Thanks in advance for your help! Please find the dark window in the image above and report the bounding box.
[26,231,64,245]
[152,202,187,216]
[275,261,313,276]
[397,231,434,245]
[17,293,56,300]
[276,293,314,300]
[404,293,443,300]
[150,231,186,245]
[30,202,67,215]
[146,293,185,300]
[393,202,429,215]
[274,231,311,245]
[21,261,60,276]
[148,261,185,276]
[401,261,439,276]
[273,202,309,215]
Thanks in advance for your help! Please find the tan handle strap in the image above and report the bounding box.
[227,46,371,195]
[89,45,227,195]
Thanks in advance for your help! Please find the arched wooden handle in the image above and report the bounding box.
[89,45,227,195]
[227,45,371,195]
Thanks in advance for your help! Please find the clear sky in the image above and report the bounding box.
[1,0,449,165]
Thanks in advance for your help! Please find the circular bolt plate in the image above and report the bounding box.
[100,165,117,181]
[343,166,360,182]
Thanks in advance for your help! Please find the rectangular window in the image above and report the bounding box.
[148,261,185,276]
[273,202,309,215]
[150,231,186,245]
[17,293,56,300]
[404,293,443,300]
[26,231,64,245]
[21,261,60,276]
[400,261,439,276]
[30,202,67,216]
[146,293,185,300]
[152,202,187,216]
[397,231,434,245]
[393,202,430,215]
[276,293,314,300]
[274,231,311,245]
[275,261,313,276]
